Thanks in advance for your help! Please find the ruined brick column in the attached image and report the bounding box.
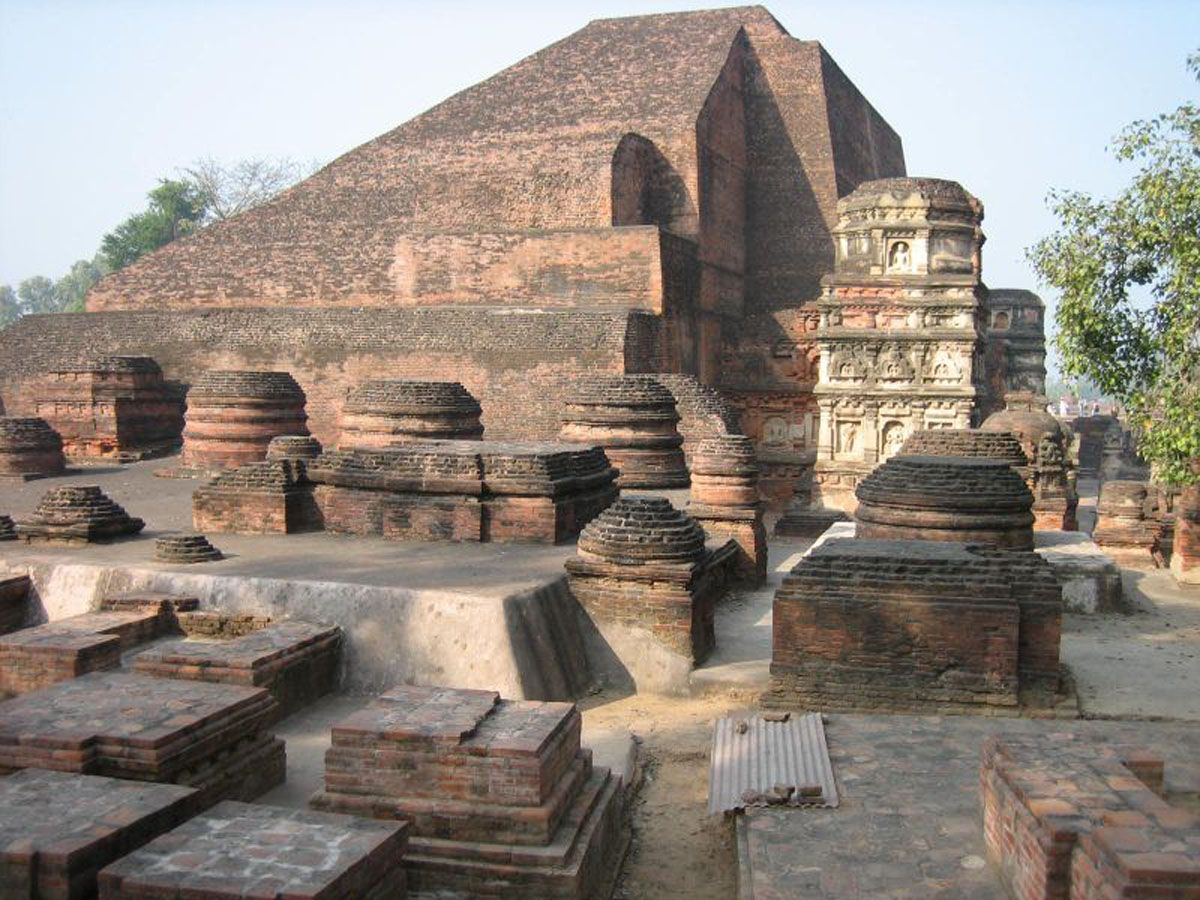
[560,376,689,489]
[687,435,767,585]
[1172,484,1200,585]
[855,456,1036,549]
[1093,480,1164,568]
[181,371,308,470]
[566,496,717,669]
[30,356,183,460]
[338,380,483,449]
[16,485,144,544]
[0,416,66,479]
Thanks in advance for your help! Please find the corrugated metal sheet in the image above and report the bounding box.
[708,712,838,815]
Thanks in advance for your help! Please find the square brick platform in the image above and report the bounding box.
[0,768,198,900]
[132,620,342,718]
[0,671,284,808]
[98,801,408,899]
[0,607,169,695]
[312,685,629,898]
[982,734,1199,899]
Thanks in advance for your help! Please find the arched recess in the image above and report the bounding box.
[611,133,696,234]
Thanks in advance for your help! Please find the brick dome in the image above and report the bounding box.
[0,416,66,478]
[899,429,1028,467]
[855,455,1035,549]
[188,370,307,401]
[981,406,1065,462]
[182,371,308,470]
[577,496,705,564]
[340,380,483,448]
[266,435,323,462]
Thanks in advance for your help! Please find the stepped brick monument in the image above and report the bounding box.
[192,459,321,534]
[16,484,145,544]
[1093,479,1165,568]
[98,801,409,900]
[765,539,1062,712]
[0,671,285,808]
[180,370,308,471]
[854,456,1036,549]
[687,434,768,584]
[560,376,690,488]
[982,734,1199,900]
[339,379,484,448]
[0,415,66,479]
[0,769,199,900]
[154,531,224,562]
[899,427,1028,468]
[27,355,183,459]
[311,684,628,898]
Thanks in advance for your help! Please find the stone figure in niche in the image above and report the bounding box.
[992,311,1010,330]
[837,421,860,457]
[1037,435,1064,468]
[881,421,906,459]
[887,241,911,272]
[762,416,791,447]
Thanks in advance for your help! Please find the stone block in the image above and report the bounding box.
[98,801,408,900]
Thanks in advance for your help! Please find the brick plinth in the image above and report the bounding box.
[0,671,285,809]
[854,456,1035,550]
[765,539,1062,713]
[308,440,618,544]
[192,459,322,534]
[561,376,689,489]
[30,356,183,460]
[688,435,767,585]
[339,379,484,448]
[133,620,342,718]
[0,574,29,635]
[0,607,168,695]
[0,415,66,479]
[981,735,1199,900]
[16,484,145,544]
[265,432,323,462]
[1094,479,1165,569]
[1172,484,1200,585]
[311,685,628,899]
[0,769,199,900]
[181,370,308,470]
[98,801,409,900]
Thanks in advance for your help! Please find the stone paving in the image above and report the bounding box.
[737,714,1200,899]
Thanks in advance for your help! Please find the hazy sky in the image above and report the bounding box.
[1,0,1196,341]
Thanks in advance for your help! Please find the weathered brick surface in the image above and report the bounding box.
[0,769,199,900]
[192,459,322,534]
[98,801,409,900]
[28,356,183,460]
[561,376,690,489]
[312,684,628,899]
[854,456,1036,550]
[765,539,1062,712]
[0,607,167,695]
[132,620,342,717]
[1172,484,1200,585]
[339,379,483,448]
[16,484,145,544]
[687,434,767,584]
[983,400,1078,531]
[181,370,309,470]
[0,671,284,808]
[0,573,29,635]
[1094,479,1165,569]
[566,497,722,663]
[981,735,1199,900]
[154,532,224,563]
[0,415,66,478]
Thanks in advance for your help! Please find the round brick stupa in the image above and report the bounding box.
[338,381,483,449]
[899,429,1028,468]
[577,496,706,565]
[0,417,66,479]
[182,371,308,470]
[688,435,767,584]
[155,533,224,563]
[266,434,323,462]
[855,455,1035,549]
[18,485,145,543]
[560,377,689,489]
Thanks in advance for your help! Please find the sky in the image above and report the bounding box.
[1,0,1197,365]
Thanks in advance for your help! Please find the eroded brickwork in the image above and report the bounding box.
[687,434,768,584]
[181,370,308,470]
[0,415,66,479]
[192,459,322,534]
[1093,480,1165,569]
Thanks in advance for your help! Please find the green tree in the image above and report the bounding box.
[99,179,207,271]
[54,256,108,312]
[17,275,58,315]
[1029,51,1200,485]
[0,284,18,327]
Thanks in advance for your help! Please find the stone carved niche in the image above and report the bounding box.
[761,415,791,448]
[836,420,861,460]
[828,350,868,384]
[925,349,963,385]
[877,349,915,384]
[886,240,912,272]
[880,421,907,459]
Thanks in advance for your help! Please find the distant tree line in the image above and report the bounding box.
[0,157,318,327]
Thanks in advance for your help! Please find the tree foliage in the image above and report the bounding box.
[98,179,207,272]
[1029,51,1200,484]
[183,156,316,222]
[0,256,108,327]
